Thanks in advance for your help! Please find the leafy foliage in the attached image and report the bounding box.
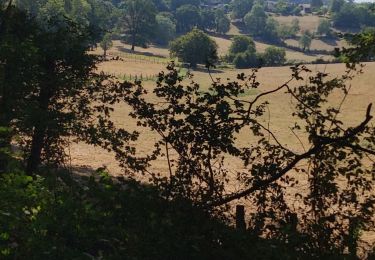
[99,32,113,57]
[169,28,218,67]
[258,46,286,66]
[119,0,157,50]
[299,30,313,52]
[123,60,375,257]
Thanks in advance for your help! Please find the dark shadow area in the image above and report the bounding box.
[320,37,340,46]
[116,45,167,59]
[192,66,224,73]
[208,31,233,40]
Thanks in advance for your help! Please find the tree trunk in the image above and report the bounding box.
[26,62,54,175]
[26,126,46,174]
[131,32,136,51]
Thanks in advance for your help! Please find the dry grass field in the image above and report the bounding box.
[285,38,347,51]
[273,14,324,32]
[71,61,375,174]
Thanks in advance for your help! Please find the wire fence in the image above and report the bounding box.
[107,51,176,65]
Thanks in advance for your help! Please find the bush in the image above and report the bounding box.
[0,167,308,259]
[317,19,331,37]
[229,35,256,56]
[233,51,258,68]
[258,46,286,66]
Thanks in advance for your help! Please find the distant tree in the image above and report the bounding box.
[233,50,258,68]
[215,9,230,34]
[292,5,302,15]
[169,0,200,10]
[258,46,286,66]
[332,3,360,29]
[299,30,312,51]
[175,4,201,33]
[154,14,176,45]
[244,3,267,36]
[120,0,157,51]
[291,18,300,34]
[275,0,290,15]
[86,0,118,41]
[229,35,256,56]
[152,0,168,11]
[311,0,323,9]
[200,8,216,31]
[100,33,113,58]
[329,0,345,13]
[228,35,257,68]
[263,17,280,42]
[231,0,253,19]
[317,19,331,36]
[277,25,295,40]
[70,0,92,27]
[169,28,218,67]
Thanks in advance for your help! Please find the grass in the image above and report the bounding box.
[71,62,375,175]
[272,14,323,33]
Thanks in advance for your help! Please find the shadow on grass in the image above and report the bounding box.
[116,45,168,59]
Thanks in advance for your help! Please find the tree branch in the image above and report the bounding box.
[205,103,373,208]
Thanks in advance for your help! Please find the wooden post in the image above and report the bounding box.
[236,205,246,231]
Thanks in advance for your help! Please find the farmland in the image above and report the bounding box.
[2,1,375,257]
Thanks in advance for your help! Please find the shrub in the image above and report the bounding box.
[233,50,258,68]
[229,35,256,55]
[258,46,286,66]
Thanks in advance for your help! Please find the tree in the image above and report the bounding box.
[299,30,312,51]
[154,14,176,45]
[169,0,200,10]
[263,17,280,42]
[258,46,286,66]
[311,0,323,9]
[100,32,113,58]
[215,9,230,34]
[120,0,157,51]
[244,3,267,36]
[291,18,300,35]
[0,9,135,174]
[229,35,257,68]
[329,0,344,13]
[231,0,253,19]
[277,25,295,40]
[275,0,291,15]
[317,19,331,37]
[332,3,360,29]
[200,8,216,31]
[169,28,218,67]
[175,4,201,33]
[233,51,258,68]
[229,35,256,57]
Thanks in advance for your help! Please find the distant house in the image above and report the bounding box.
[300,4,312,14]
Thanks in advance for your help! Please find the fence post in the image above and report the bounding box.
[236,205,246,231]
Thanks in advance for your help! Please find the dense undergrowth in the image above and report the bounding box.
[1,139,371,259]
[0,164,294,259]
